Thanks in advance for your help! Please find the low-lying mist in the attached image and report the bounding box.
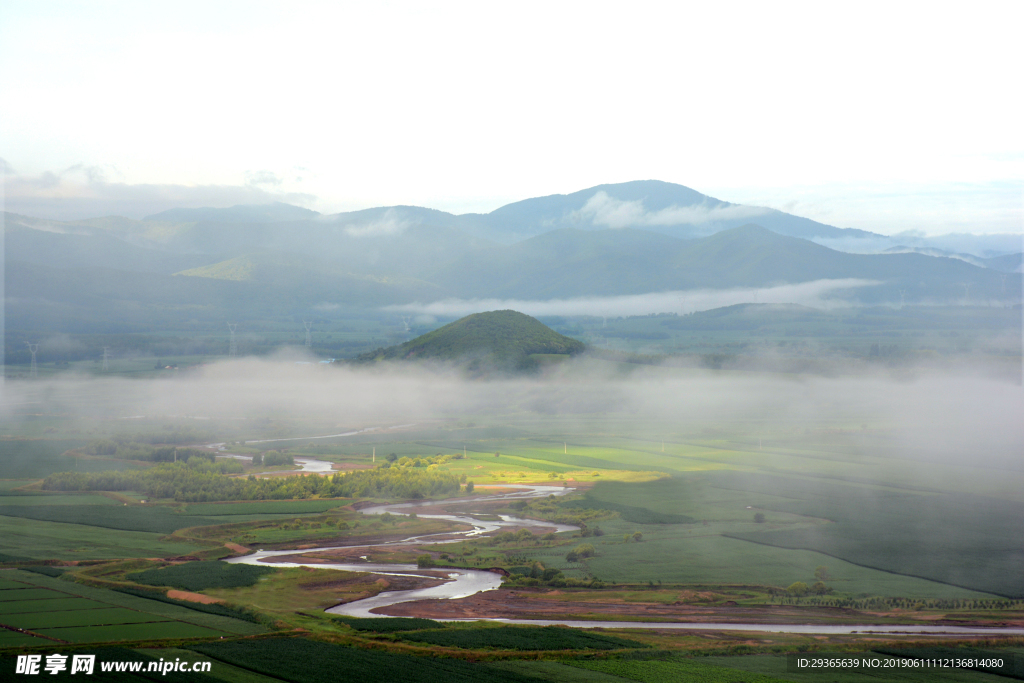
[383,279,878,318]
[2,354,1020,476]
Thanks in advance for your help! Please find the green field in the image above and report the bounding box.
[129,561,275,591]
[178,499,350,516]
[399,625,645,651]
[0,570,266,643]
[565,658,791,683]
[192,636,557,683]
[0,515,203,560]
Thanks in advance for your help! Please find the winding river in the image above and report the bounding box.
[225,483,1024,636]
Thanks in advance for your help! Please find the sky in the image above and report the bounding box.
[1,1,1021,235]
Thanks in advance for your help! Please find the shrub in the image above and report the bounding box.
[786,581,809,597]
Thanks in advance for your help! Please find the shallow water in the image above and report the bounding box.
[227,485,1024,635]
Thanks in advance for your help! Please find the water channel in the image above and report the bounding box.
[225,482,1024,636]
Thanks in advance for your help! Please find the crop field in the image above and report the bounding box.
[177,499,350,515]
[202,567,393,619]
[564,658,791,683]
[0,570,266,644]
[332,616,444,632]
[0,515,203,560]
[399,625,646,651]
[0,504,223,533]
[193,636,560,683]
[0,439,97,479]
[720,475,1024,597]
[129,561,275,591]
[0,493,117,506]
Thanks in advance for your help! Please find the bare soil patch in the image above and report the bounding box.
[167,590,222,605]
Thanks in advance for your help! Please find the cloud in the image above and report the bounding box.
[2,166,317,221]
[343,209,412,238]
[384,279,879,319]
[245,170,284,187]
[570,191,770,229]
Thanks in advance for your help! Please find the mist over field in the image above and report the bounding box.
[384,279,880,318]
[4,356,1020,474]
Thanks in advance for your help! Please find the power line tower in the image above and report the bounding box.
[227,323,238,357]
[303,320,313,347]
[102,347,110,371]
[26,343,39,378]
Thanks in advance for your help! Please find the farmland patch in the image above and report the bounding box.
[400,625,646,651]
[129,561,275,591]
[37,620,229,643]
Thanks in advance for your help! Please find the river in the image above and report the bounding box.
[225,484,1024,635]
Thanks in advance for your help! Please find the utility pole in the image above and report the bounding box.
[26,343,39,377]
[303,320,312,347]
[227,323,238,357]
[102,347,110,372]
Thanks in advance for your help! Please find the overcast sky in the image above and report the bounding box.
[1,1,1021,235]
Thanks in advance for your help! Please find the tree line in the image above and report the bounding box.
[42,460,460,502]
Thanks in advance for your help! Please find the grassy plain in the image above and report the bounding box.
[0,570,265,647]
[1,406,1023,680]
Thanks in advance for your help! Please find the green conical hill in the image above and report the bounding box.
[358,310,584,366]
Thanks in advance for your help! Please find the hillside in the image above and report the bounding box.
[461,179,875,242]
[356,310,585,369]
[430,225,1010,303]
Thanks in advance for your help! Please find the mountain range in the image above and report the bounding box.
[4,180,1021,335]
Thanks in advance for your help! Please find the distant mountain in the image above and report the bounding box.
[456,179,878,243]
[143,202,320,223]
[356,310,584,370]
[5,223,212,275]
[981,252,1023,273]
[429,225,1010,303]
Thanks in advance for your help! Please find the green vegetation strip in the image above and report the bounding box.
[718,473,1024,597]
[179,500,348,515]
[44,463,460,503]
[110,585,266,625]
[0,588,69,602]
[0,598,111,614]
[129,561,275,591]
[330,615,444,632]
[561,499,694,525]
[7,571,265,635]
[22,566,66,578]
[1,607,171,630]
[37,621,229,643]
[400,626,647,651]
[0,631,47,647]
[0,552,30,563]
[0,440,92,479]
[0,505,221,534]
[565,658,791,683]
[194,637,549,683]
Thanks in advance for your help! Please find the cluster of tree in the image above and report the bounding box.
[505,496,612,526]
[378,453,463,469]
[84,440,213,463]
[251,451,294,467]
[42,460,460,502]
[565,543,596,562]
[778,581,833,597]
